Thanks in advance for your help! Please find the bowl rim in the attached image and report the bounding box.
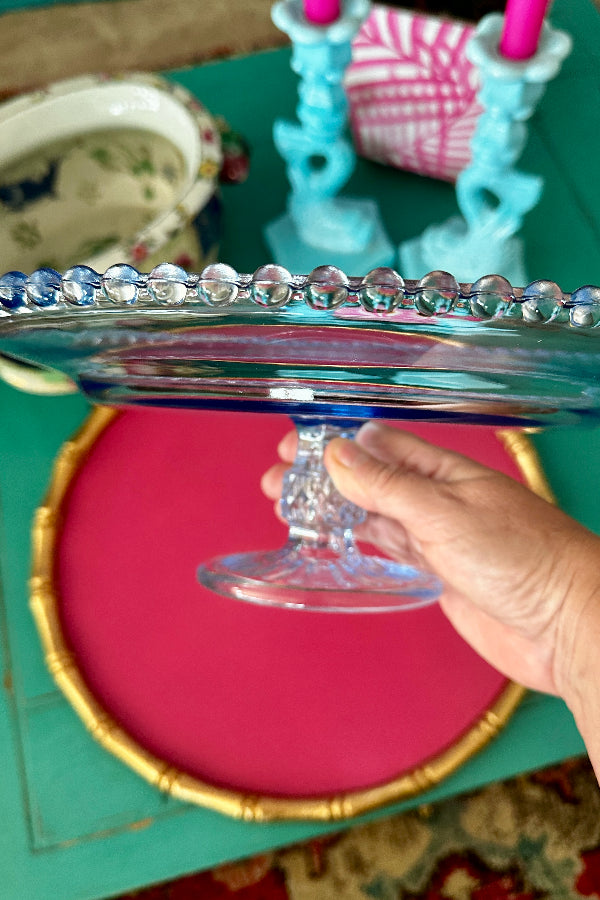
[0,72,223,271]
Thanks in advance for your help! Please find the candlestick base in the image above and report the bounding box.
[264,198,394,273]
[399,214,527,286]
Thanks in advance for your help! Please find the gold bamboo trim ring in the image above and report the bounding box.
[30,408,552,822]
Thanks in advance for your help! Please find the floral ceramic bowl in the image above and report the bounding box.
[0,72,248,392]
[0,73,233,274]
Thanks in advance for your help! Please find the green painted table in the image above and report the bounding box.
[1,0,599,896]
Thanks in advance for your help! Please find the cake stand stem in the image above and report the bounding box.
[197,418,442,613]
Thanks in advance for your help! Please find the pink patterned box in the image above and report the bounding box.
[346,5,482,182]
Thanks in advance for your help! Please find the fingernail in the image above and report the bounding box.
[356,420,389,452]
[357,420,385,442]
[277,431,295,457]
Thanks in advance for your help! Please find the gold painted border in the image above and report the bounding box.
[30,409,553,822]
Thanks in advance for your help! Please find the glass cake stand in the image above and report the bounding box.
[1,262,599,613]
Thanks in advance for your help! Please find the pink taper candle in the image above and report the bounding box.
[303,0,341,25]
[499,0,552,60]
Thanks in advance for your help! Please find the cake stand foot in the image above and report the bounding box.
[198,542,442,613]
[197,417,442,613]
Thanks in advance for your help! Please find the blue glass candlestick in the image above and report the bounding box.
[264,0,394,273]
[400,13,572,284]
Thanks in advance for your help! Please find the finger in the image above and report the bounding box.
[273,499,285,523]
[355,421,481,482]
[276,429,297,464]
[260,461,289,500]
[323,428,488,543]
[355,512,424,566]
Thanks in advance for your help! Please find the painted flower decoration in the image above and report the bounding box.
[216,118,251,185]
[130,242,149,263]
[199,159,220,179]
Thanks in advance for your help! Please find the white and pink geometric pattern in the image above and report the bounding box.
[346,5,482,182]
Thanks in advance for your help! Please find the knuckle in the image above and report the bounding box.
[368,460,400,500]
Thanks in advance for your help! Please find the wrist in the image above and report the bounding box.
[552,534,600,724]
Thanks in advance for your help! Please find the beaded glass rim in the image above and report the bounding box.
[1,262,600,327]
[28,409,557,822]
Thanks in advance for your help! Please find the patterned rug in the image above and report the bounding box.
[118,755,600,899]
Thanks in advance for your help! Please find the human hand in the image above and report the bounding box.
[261,421,600,702]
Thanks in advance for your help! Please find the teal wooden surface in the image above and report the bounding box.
[0,396,587,900]
[0,0,100,12]
[1,0,599,896]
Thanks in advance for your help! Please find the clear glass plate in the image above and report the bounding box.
[2,261,599,612]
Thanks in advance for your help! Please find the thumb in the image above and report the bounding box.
[323,423,483,541]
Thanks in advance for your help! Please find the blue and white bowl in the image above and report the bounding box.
[0,72,228,392]
[0,72,225,275]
